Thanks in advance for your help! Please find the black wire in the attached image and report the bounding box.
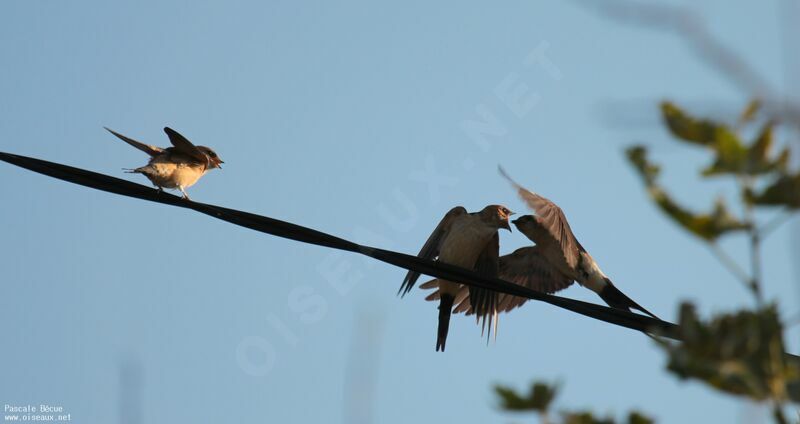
[1,151,677,338]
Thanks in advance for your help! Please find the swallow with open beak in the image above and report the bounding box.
[105,126,223,200]
[399,204,513,352]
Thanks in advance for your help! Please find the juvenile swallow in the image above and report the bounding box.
[499,167,659,319]
[105,126,223,200]
[399,204,513,352]
[422,171,658,318]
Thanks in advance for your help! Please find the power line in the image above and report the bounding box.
[0,151,712,341]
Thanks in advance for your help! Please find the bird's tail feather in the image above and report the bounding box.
[599,279,659,320]
[437,294,455,352]
[470,285,499,344]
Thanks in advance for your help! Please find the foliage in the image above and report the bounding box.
[494,381,655,424]
[655,303,799,403]
[627,100,799,241]
[495,382,559,412]
[627,99,800,422]
[626,146,750,241]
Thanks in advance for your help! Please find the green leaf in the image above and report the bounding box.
[660,101,753,177]
[626,145,660,186]
[742,123,791,176]
[738,99,762,125]
[626,146,749,240]
[494,382,558,412]
[750,172,800,209]
[661,101,741,149]
[627,411,655,424]
[562,412,616,424]
[656,193,748,240]
[700,135,748,177]
[656,303,800,402]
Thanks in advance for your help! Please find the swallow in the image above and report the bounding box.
[105,126,223,200]
[399,204,513,352]
[498,167,659,319]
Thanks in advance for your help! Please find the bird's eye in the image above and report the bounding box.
[209,151,217,158]
[501,208,509,215]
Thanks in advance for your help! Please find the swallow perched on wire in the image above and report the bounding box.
[399,204,513,352]
[498,167,659,319]
[105,126,223,200]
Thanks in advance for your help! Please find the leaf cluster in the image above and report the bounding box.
[654,303,800,403]
[626,100,799,241]
[494,382,655,424]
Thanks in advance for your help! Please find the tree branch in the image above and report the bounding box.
[573,0,800,127]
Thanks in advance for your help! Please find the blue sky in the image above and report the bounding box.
[1,0,798,423]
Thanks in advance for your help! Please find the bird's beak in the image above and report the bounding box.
[501,219,512,232]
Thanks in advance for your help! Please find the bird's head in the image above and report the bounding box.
[198,146,224,169]
[480,204,514,232]
[511,215,542,244]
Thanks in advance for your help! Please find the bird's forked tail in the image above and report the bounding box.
[598,278,659,320]
[437,294,455,352]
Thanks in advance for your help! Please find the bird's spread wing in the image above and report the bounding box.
[420,245,574,314]
[163,127,210,166]
[398,206,468,296]
[496,246,574,312]
[499,166,582,269]
[105,127,164,157]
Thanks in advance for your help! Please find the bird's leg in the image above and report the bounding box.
[179,187,191,201]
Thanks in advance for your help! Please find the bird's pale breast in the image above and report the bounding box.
[437,216,496,295]
[141,156,206,189]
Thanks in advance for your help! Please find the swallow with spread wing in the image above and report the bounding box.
[421,170,658,320]
[399,205,513,352]
[105,127,223,200]
[500,167,659,318]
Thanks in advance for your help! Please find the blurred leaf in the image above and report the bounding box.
[627,411,655,424]
[700,135,748,177]
[661,101,741,149]
[749,172,800,209]
[654,193,749,241]
[741,123,791,176]
[738,99,762,125]
[625,146,749,240]
[494,382,558,413]
[661,99,792,177]
[656,303,800,402]
[626,145,660,186]
[562,412,615,424]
